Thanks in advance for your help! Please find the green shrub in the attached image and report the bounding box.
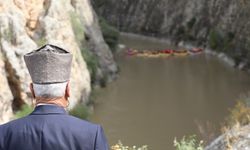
[35,37,47,47]
[99,17,120,53]
[81,48,98,82]
[111,141,148,150]
[174,135,204,150]
[209,29,235,52]
[70,12,85,45]
[69,104,90,120]
[70,12,99,82]
[209,29,223,50]
[1,28,15,44]
[15,104,34,119]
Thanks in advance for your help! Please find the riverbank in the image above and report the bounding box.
[178,42,238,68]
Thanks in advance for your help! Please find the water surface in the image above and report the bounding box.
[90,34,250,149]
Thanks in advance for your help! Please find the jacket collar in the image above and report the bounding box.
[30,105,67,115]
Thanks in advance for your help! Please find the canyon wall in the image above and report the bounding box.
[0,0,117,123]
[93,0,250,69]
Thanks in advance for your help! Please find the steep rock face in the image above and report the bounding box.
[37,0,91,108]
[0,52,13,124]
[0,0,90,113]
[74,0,118,81]
[0,0,115,123]
[93,0,250,69]
[0,0,39,113]
[205,125,250,150]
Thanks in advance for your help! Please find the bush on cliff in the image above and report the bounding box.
[81,48,98,83]
[209,29,223,50]
[99,17,120,53]
[70,12,85,45]
[209,29,235,53]
[69,104,90,120]
[70,12,99,82]
[15,104,33,119]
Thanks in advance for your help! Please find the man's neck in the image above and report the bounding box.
[35,97,68,108]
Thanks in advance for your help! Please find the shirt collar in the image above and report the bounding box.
[30,105,67,115]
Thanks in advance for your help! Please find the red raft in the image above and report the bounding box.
[190,48,203,53]
[161,49,174,55]
[126,49,138,56]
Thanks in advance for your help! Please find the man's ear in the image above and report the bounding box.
[30,83,35,98]
[65,81,70,98]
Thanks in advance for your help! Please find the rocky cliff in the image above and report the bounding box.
[205,124,250,150]
[0,0,117,124]
[93,0,250,70]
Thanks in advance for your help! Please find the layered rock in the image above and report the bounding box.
[0,51,13,124]
[205,125,250,150]
[73,0,118,82]
[93,0,250,69]
[0,0,39,112]
[0,0,116,123]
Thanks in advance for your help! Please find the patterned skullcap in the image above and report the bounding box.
[24,44,72,84]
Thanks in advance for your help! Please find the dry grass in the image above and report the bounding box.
[223,100,250,129]
[195,120,218,145]
[220,94,250,149]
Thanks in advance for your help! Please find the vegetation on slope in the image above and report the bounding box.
[99,16,120,53]
[222,94,250,130]
[15,104,33,119]
[174,135,204,150]
[111,141,148,150]
[70,12,99,83]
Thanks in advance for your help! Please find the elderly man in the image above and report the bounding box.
[0,44,109,150]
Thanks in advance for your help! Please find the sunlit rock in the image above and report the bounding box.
[0,0,116,123]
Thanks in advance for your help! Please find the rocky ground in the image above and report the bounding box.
[205,124,250,150]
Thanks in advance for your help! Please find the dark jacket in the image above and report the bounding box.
[0,105,109,150]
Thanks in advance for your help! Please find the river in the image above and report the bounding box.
[90,34,250,149]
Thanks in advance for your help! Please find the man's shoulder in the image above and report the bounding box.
[0,116,30,133]
[64,115,100,129]
[45,115,102,136]
[0,114,99,130]
[1,116,28,125]
[0,115,102,141]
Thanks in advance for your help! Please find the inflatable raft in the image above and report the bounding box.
[126,48,203,58]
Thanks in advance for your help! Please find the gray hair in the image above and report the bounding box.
[33,82,68,98]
